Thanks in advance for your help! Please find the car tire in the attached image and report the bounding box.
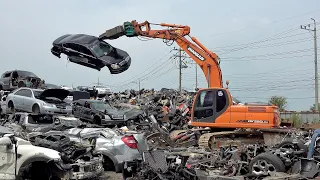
[0,85,3,90]
[7,101,15,114]
[275,138,308,157]
[103,155,116,171]
[93,116,101,125]
[32,104,40,114]
[18,81,26,88]
[249,153,285,176]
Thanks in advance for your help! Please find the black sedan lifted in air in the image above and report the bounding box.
[51,34,131,74]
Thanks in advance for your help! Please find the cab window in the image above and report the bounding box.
[216,90,227,112]
[195,90,214,108]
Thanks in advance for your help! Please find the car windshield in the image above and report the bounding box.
[92,101,113,111]
[90,41,113,58]
[28,115,54,124]
[44,84,60,89]
[17,71,38,78]
[33,90,43,98]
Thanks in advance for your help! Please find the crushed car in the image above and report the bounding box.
[28,130,104,179]
[0,70,44,91]
[51,34,131,73]
[0,126,70,180]
[6,88,72,114]
[72,99,136,126]
[66,127,148,173]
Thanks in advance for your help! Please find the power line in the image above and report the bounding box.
[300,18,318,111]
[201,8,320,37]
[109,50,173,87]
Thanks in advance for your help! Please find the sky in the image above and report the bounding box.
[0,0,320,110]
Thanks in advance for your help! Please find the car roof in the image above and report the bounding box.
[4,70,34,74]
[54,34,98,45]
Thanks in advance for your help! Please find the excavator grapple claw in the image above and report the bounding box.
[99,25,125,40]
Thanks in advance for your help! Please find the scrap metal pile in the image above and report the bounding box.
[1,86,320,180]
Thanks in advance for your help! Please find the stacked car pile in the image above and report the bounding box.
[0,68,319,180]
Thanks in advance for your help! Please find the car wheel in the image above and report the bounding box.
[275,138,308,156]
[18,81,26,88]
[93,116,101,125]
[103,156,115,171]
[32,104,40,114]
[7,101,15,114]
[249,153,285,176]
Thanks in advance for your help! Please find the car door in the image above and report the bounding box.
[21,89,34,112]
[2,72,12,90]
[0,136,15,178]
[84,102,94,121]
[11,89,28,110]
[63,43,92,63]
[72,101,82,117]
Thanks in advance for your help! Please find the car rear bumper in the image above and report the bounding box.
[101,119,126,126]
[68,156,104,180]
[114,149,142,173]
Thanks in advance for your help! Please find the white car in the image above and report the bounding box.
[60,85,73,91]
[6,88,72,114]
[94,85,112,95]
[0,126,69,179]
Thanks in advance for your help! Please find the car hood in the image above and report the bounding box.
[100,48,131,64]
[40,89,70,100]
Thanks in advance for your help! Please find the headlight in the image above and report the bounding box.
[104,115,111,120]
[111,64,120,69]
[42,102,54,107]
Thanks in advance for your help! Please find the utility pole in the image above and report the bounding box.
[301,18,318,111]
[179,48,182,92]
[173,47,188,91]
[131,79,141,97]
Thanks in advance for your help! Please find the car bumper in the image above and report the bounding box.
[101,119,126,126]
[113,148,142,173]
[108,57,131,74]
[42,106,72,114]
[68,156,104,180]
[98,90,111,95]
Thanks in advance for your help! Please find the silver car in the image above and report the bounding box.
[6,87,72,114]
[66,128,148,173]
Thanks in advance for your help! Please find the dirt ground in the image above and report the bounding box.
[102,171,123,180]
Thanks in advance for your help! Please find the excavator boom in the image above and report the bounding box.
[99,20,223,88]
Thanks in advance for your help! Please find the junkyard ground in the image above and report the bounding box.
[103,171,122,180]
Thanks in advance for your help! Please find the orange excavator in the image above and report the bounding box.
[100,20,284,149]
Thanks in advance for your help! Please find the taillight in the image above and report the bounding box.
[121,135,138,149]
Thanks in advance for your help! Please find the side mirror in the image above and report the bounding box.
[0,136,13,150]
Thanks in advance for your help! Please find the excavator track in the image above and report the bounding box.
[198,130,264,150]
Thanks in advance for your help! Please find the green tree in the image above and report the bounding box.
[310,103,320,112]
[269,96,287,111]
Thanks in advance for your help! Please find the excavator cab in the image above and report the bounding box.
[192,88,229,123]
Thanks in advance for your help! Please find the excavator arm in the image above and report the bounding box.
[99,20,223,88]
